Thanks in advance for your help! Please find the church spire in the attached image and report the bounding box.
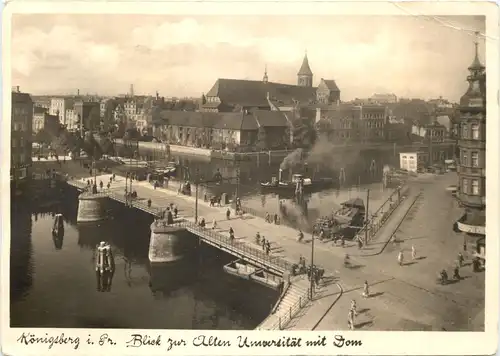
[263,64,268,83]
[469,31,485,71]
[297,51,313,87]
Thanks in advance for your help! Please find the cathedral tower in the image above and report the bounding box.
[297,52,313,87]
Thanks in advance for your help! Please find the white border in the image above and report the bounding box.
[1,1,499,355]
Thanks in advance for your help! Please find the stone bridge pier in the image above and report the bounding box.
[77,193,109,223]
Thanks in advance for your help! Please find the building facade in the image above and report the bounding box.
[32,108,59,134]
[50,97,74,126]
[11,87,33,195]
[456,38,486,237]
[74,101,100,133]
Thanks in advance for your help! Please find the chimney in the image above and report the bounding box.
[77,89,80,96]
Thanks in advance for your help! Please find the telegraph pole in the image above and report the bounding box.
[309,232,315,300]
[364,189,370,246]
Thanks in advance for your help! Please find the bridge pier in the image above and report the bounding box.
[149,223,197,264]
[77,193,109,223]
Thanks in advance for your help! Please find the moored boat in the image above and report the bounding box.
[223,259,257,280]
[260,172,334,193]
[250,269,283,290]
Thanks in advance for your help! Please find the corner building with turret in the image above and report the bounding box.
[456,36,486,254]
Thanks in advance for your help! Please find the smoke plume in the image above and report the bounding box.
[306,136,336,166]
[280,148,304,170]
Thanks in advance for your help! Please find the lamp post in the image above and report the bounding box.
[364,188,370,246]
[194,168,200,224]
[309,231,315,300]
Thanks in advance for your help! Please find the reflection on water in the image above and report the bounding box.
[10,199,277,329]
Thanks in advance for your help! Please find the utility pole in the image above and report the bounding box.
[309,232,315,300]
[236,160,240,202]
[364,189,370,246]
[195,168,200,224]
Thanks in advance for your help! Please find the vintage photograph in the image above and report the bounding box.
[8,13,487,333]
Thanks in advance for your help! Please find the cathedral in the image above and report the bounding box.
[201,53,341,113]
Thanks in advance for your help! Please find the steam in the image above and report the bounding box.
[279,200,309,229]
[280,148,304,170]
[306,136,335,166]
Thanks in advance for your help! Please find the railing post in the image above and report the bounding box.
[289,306,292,319]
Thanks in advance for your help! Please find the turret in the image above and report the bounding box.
[297,51,313,87]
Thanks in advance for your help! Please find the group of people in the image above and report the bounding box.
[255,232,272,255]
[264,212,281,225]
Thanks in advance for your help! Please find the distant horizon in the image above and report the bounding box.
[12,15,485,102]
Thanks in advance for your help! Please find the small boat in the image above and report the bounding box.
[223,259,258,280]
[250,269,283,290]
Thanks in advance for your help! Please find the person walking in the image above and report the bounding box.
[348,308,355,330]
[266,241,271,254]
[350,299,358,316]
[261,238,266,251]
[411,245,416,260]
[212,219,217,230]
[174,206,178,218]
[226,208,231,220]
[362,280,369,298]
[398,250,404,266]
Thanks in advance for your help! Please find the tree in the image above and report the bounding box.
[88,106,101,131]
[82,131,103,160]
[34,128,52,145]
[292,117,317,148]
[101,137,115,156]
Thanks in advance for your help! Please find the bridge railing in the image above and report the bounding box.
[355,184,410,243]
[173,221,292,273]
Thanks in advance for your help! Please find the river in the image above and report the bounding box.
[9,196,278,329]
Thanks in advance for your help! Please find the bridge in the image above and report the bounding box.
[65,172,413,330]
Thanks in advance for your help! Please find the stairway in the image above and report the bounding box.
[257,278,309,330]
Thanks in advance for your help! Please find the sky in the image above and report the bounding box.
[10,15,485,102]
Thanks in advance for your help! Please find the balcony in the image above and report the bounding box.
[457,166,485,177]
[457,191,485,208]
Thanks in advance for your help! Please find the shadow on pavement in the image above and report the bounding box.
[355,320,373,329]
[368,291,384,298]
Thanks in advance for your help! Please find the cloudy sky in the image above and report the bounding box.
[11,15,484,101]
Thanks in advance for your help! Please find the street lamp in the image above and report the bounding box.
[309,231,315,300]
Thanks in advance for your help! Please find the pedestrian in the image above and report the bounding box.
[204,192,208,202]
[107,182,110,190]
[265,244,270,255]
[341,235,345,247]
[348,309,355,330]
[411,245,416,260]
[212,219,217,230]
[174,206,178,218]
[99,180,103,190]
[261,238,266,251]
[453,265,461,280]
[457,252,464,267]
[398,251,404,266]
[266,241,271,253]
[229,226,234,237]
[226,208,231,220]
[357,238,363,249]
[265,212,270,223]
[362,280,369,298]
[273,213,278,224]
[350,299,358,316]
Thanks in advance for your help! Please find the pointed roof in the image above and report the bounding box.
[469,33,485,71]
[297,53,313,76]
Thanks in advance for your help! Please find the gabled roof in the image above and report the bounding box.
[205,78,317,108]
[298,54,313,76]
[252,110,289,127]
[321,79,340,91]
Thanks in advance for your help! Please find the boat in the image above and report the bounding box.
[223,259,258,280]
[250,269,283,290]
[314,197,366,238]
[260,173,334,193]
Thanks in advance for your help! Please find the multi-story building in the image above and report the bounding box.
[456,37,486,240]
[315,104,388,144]
[32,107,59,134]
[50,97,74,126]
[65,106,79,132]
[371,93,398,104]
[11,87,33,195]
[74,100,100,134]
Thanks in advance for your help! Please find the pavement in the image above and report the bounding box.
[72,172,485,331]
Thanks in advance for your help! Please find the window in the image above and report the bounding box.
[462,178,469,194]
[461,124,468,139]
[471,124,479,139]
[471,180,479,195]
[461,150,468,166]
[471,152,479,167]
